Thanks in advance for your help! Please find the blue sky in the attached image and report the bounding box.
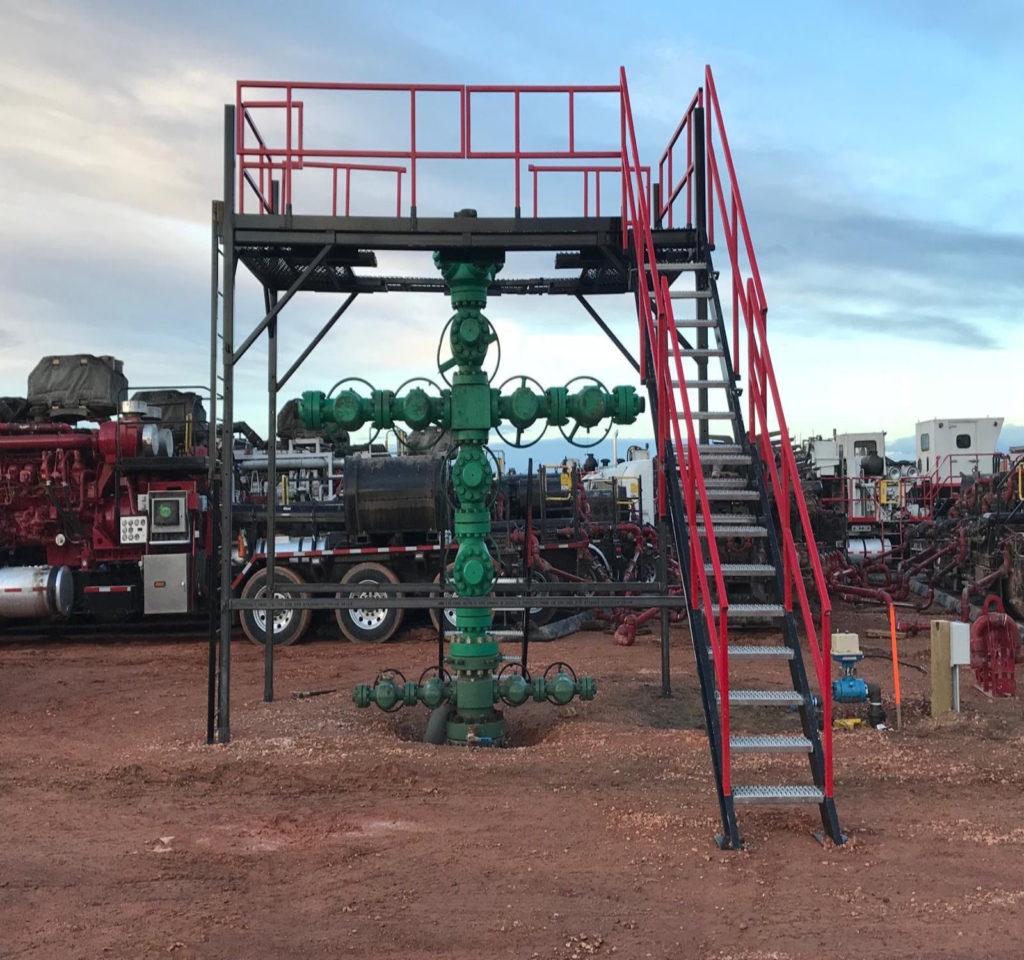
[1,0,1021,458]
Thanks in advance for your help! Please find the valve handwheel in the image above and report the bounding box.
[436,313,501,386]
[559,376,614,448]
[543,661,578,705]
[326,376,381,447]
[394,376,445,452]
[418,665,453,686]
[497,661,532,683]
[372,668,407,713]
[495,374,548,448]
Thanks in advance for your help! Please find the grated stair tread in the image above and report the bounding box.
[649,262,707,271]
[697,524,767,537]
[730,734,813,754]
[700,512,762,524]
[732,785,824,804]
[695,454,752,465]
[695,443,743,454]
[678,348,725,358]
[707,563,777,575]
[712,556,774,573]
[709,603,786,618]
[708,644,794,659]
[703,477,750,488]
[669,289,714,299]
[683,411,736,420]
[718,689,805,706]
[703,489,760,499]
[671,379,732,389]
[672,318,718,328]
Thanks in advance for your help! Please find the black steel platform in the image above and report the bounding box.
[233,213,697,296]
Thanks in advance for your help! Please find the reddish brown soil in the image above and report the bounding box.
[2,604,1023,959]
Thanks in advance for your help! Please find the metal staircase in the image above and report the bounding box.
[620,67,844,848]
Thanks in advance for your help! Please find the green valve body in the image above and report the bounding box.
[299,239,644,746]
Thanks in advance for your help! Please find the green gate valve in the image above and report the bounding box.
[566,385,644,429]
[419,676,450,709]
[547,671,578,705]
[568,384,609,429]
[332,389,373,431]
[371,679,399,711]
[499,673,531,706]
[393,387,439,431]
[353,678,454,710]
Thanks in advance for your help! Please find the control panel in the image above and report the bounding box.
[148,492,190,545]
[120,514,149,544]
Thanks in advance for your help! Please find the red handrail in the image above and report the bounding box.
[528,164,650,218]
[657,90,702,228]
[620,69,733,794]
[700,65,834,796]
[235,81,625,216]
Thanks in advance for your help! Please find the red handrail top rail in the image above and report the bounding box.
[235,80,632,216]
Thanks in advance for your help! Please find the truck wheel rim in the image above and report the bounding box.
[252,587,295,634]
[349,583,388,629]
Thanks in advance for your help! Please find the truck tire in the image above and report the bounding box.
[428,567,458,634]
[525,570,554,627]
[239,566,312,646]
[335,562,404,643]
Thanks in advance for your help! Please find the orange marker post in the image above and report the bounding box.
[888,602,902,730]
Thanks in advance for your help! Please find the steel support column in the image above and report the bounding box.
[263,284,278,703]
[207,202,220,745]
[217,105,236,744]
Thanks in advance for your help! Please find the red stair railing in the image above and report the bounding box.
[697,66,834,795]
[620,69,733,794]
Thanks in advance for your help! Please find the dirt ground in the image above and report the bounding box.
[2,602,1023,960]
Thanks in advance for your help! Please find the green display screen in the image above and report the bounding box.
[153,498,181,527]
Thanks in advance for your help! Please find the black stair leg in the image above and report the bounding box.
[817,797,845,845]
